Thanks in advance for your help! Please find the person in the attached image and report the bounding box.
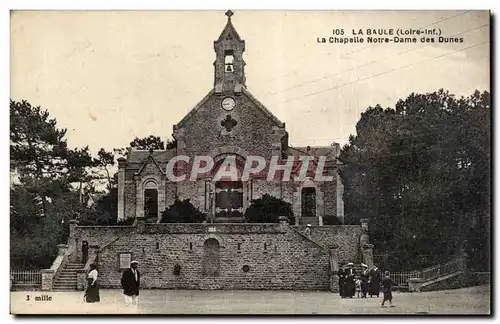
[338,266,346,298]
[381,271,396,308]
[355,278,362,298]
[84,264,100,303]
[369,265,381,297]
[121,260,141,308]
[343,263,356,298]
[360,263,369,298]
[303,224,311,238]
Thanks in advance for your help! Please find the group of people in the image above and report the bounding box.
[338,263,396,307]
[84,259,396,309]
[84,260,141,308]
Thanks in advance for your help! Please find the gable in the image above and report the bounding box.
[174,88,284,130]
[216,19,242,42]
[136,154,165,176]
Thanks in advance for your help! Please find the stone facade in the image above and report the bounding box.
[60,12,369,292]
[68,219,363,291]
[116,11,345,226]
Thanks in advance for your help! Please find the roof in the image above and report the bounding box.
[215,14,243,43]
[126,149,176,169]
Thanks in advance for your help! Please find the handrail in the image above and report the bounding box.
[391,255,466,288]
[290,227,327,250]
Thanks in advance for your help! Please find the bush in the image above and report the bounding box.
[160,198,207,223]
[244,194,294,223]
[323,215,343,225]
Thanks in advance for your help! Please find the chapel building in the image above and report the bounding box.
[116,11,345,226]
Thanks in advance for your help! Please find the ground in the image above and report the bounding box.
[10,285,490,315]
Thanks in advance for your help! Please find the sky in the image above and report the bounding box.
[10,10,490,153]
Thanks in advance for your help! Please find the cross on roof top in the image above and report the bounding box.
[225,10,234,19]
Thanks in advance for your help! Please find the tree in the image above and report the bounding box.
[10,100,68,180]
[244,194,294,224]
[339,89,490,270]
[10,99,100,269]
[10,100,97,209]
[130,135,165,150]
[10,185,78,269]
[94,148,115,191]
[129,135,176,150]
[160,199,206,223]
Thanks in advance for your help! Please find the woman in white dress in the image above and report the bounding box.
[84,264,100,303]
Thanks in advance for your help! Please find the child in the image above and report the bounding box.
[381,271,396,308]
[355,278,362,298]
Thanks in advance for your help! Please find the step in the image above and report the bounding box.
[55,279,77,284]
[300,217,320,225]
[213,217,245,223]
[52,288,78,291]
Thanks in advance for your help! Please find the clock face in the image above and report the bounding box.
[221,97,236,111]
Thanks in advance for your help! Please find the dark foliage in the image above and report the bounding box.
[244,194,294,224]
[160,198,207,223]
[339,89,490,271]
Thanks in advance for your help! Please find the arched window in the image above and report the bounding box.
[144,180,158,222]
[202,238,220,277]
[224,50,234,72]
[301,187,316,217]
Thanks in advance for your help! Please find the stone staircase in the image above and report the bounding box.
[300,216,319,226]
[53,263,84,291]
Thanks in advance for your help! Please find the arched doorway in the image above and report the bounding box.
[212,155,245,222]
[144,180,158,223]
[301,187,316,217]
[202,238,220,277]
[215,181,243,219]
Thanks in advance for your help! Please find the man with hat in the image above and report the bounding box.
[360,263,369,298]
[121,260,141,308]
[344,262,356,298]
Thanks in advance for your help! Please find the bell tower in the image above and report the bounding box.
[214,10,246,95]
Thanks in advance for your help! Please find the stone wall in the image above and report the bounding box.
[69,222,362,291]
[124,179,136,220]
[294,225,363,264]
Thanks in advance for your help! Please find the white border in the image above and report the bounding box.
[2,1,496,323]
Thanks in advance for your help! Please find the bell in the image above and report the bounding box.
[226,64,233,72]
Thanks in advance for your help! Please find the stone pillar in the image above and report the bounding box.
[292,184,300,225]
[77,269,87,291]
[57,244,68,256]
[135,217,145,233]
[329,244,340,292]
[271,126,286,158]
[67,219,79,261]
[336,166,345,224]
[135,175,144,220]
[173,127,186,156]
[117,157,126,222]
[158,178,166,223]
[317,184,324,226]
[360,218,369,245]
[41,269,54,291]
[362,244,374,268]
[408,278,424,292]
